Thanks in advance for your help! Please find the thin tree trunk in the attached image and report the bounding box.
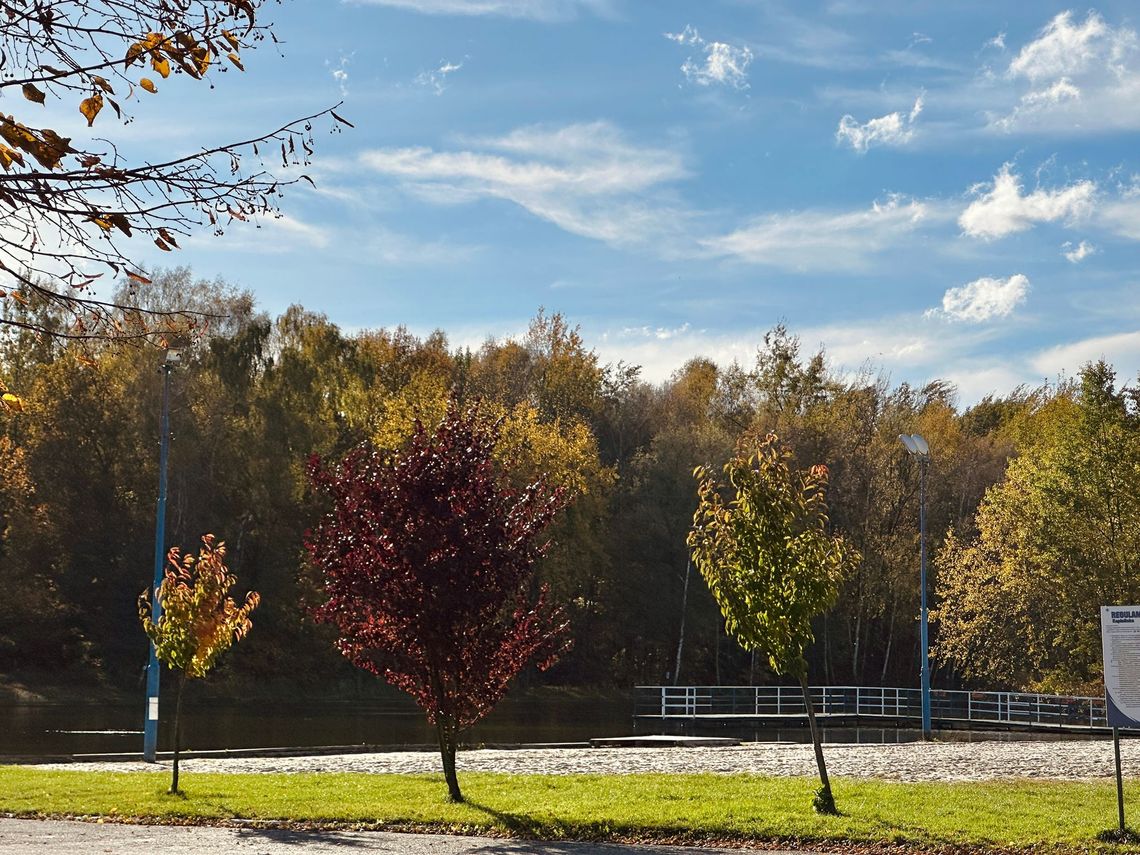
[436,719,462,803]
[170,673,187,794]
[880,596,897,684]
[673,559,691,685]
[714,627,721,684]
[798,672,836,814]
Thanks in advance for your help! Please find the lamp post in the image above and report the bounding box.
[899,433,931,741]
[143,346,181,762]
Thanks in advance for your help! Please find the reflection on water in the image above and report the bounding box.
[0,696,1106,758]
[0,695,632,757]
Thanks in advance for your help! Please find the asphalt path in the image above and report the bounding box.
[0,819,812,854]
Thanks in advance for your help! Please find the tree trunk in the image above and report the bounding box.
[170,673,187,794]
[673,559,691,685]
[436,719,462,803]
[798,672,836,815]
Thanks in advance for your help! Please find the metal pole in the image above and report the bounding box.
[1115,727,1126,834]
[143,361,173,762]
[920,456,932,740]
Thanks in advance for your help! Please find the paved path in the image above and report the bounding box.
[0,818,806,854]
[37,736,1140,781]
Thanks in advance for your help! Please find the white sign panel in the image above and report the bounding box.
[1101,606,1140,728]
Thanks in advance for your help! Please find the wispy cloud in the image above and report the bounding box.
[1031,329,1140,377]
[959,164,1095,239]
[927,274,1030,322]
[991,11,1140,133]
[415,59,464,94]
[1062,239,1096,262]
[358,122,692,248]
[665,25,753,89]
[326,55,352,97]
[350,0,615,20]
[703,195,930,271]
[367,226,481,265]
[836,95,924,153]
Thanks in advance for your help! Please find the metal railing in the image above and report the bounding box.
[635,685,1109,730]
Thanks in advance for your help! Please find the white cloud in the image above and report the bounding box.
[1062,240,1096,262]
[928,274,1030,322]
[1031,329,1140,377]
[326,55,352,97]
[836,95,923,152]
[351,0,614,20]
[415,59,464,94]
[358,122,691,248]
[958,164,1095,239]
[703,195,930,270]
[985,31,1007,51]
[665,26,753,89]
[991,11,1140,133]
[1097,192,1140,241]
[1007,11,1117,82]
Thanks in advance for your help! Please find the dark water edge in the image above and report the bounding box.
[0,695,636,757]
[0,692,1108,758]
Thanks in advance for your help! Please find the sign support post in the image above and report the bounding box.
[1115,727,1126,834]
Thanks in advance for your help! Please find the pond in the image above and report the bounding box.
[0,694,1099,758]
[0,695,634,757]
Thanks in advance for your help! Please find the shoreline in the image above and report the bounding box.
[22,737,1140,782]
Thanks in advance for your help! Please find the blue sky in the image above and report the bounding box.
[125,1,1140,400]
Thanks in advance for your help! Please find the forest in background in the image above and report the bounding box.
[1,268,1137,698]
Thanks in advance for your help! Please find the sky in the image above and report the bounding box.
[114,1,1140,402]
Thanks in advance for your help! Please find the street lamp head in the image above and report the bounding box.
[163,346,183,365]
[899,433,930,457]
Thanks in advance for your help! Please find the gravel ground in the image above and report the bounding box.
[30,737,1140,782]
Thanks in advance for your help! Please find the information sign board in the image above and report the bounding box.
[1101,606,1140,728]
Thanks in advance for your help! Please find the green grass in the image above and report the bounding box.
[3,766,1140,852]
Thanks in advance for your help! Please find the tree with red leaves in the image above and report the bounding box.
[307,399,572,802]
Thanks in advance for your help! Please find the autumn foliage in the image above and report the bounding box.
[1,0,347,341]
[138,534,259,792]
[308,398,572,802]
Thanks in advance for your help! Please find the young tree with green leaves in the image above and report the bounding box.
[138,534,259,793]
[689,432,857,814]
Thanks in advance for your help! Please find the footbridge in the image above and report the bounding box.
[635,685,1116,734]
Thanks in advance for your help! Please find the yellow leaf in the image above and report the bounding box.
[227,53,244,72]
[192,47,211,77]
[222,30,241,52]
[2,393,24,413]
[91,75,114,94]
[125,42,146,66]
[0,145,23,170]
[126,271,152,285]
[139,78,157,94]
[79,93,103,127]
[22,83,45,104]
[152,56,171,78]
[154,236,171,251]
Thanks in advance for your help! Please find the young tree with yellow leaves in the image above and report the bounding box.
[138,534,259,793]
[689,433,857,815]
[1,0,348,341]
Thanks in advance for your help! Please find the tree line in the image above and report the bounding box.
[1,268,1136,696]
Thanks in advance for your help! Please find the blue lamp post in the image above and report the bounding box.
[143,346,181,762]
[899,433,932,741]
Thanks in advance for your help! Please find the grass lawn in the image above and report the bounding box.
[2,766,1140,852]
